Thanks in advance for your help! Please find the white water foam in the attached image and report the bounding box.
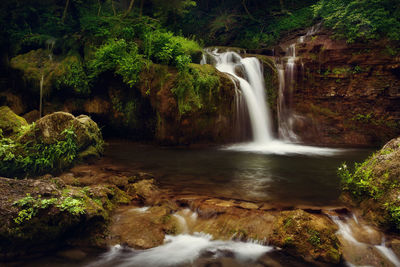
[88,233,273,267]
[129,206,150,213]
[375,240,400,267]
[330,215,400,267]
[224,140,341,156]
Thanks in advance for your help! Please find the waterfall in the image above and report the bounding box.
[202,48,340,155]
[276,44,299,142]
[202,49,273,143]
[275,23,323,142]
[39,37,56,118]
[39,74,44,118]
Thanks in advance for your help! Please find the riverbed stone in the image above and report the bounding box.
[269,209,341,264]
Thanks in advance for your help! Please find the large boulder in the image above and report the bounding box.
[0,176,119,259]
[0,106,28,137]
[269,209,341,264]
[20,112,103,160]
[341,136,400,231]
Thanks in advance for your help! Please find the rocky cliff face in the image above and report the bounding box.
[6,49,238,145]
[276,29,400,146]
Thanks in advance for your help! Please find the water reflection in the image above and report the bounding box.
[105,141,372,206]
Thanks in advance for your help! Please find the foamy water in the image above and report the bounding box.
[224,140,343,156]
[87,233,273,267]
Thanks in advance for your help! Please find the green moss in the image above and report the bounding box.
[0,106,28,137]
[13,193,85,225]
[307,229,321,247]
[172,63,221,115]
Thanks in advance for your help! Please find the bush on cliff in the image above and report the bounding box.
[339,136,400,230]
[314,0,400,43]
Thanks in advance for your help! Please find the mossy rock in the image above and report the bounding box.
[10,49,83,96]
[0,177,114,258]
[0,106,28,137]
[269,209,341,264]
[341,136,400,231]
[20,112,103,156]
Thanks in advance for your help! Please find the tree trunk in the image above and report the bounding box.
[97,0,102,16]
[139,0,144,17]
[242,0,257,22]
[122,0,135,18]
[279,0,286,13]
[111,0,116,16]
[61,0,70,23]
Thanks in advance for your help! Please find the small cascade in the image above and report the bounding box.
[39,74,44,118]
[329,213,400,266]
[275,23,323,142]
[88,234,273,267]
[39,37,56,118]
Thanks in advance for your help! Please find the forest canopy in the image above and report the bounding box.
[0,0,399,57]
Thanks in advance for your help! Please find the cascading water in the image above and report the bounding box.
[39,37,56,118]
[203,49,273,143]
[328,213,400,266]
[275,23,324,142]
[202,48,340,155]
[276,43,299,141]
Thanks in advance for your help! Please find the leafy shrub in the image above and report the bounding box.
[0,127,78,177]
[56,57,90,95]
[314,0,400,43]
[88,39,143,87]
[142,30,201,69]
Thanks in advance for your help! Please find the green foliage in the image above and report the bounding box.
[0,127,78,177]
[238,6,315,49]
[386,203,400,229]
[338,161,380,198]
[314,0,400,43]
[13,193,85,225]
[172,64,220,114]
[56,57,90,95]
[142,30,199,68]
[88,39,143,87]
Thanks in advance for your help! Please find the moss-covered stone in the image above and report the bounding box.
[269,209,341,264]
[20,112,103,156]
[0,106,28,137]
[0,177,114,259]
[340,136,400,231]
[10,49,84,96]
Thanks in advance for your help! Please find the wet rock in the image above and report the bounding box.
[281,32,400,146]
[269,209,341,264]
[22,110,40,124]
[0,106,28,137]
[238,202,259,210]
[109,205,174,249]
[126,179,162,205]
